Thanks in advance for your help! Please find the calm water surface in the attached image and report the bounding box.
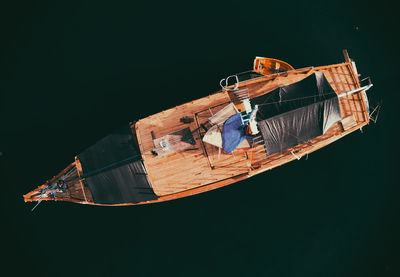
[1,1,399,276]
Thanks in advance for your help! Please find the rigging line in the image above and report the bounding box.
[82,153,142,178]
[152,100,338,151]
[150,115,254,152]
[50,154,144,185]
[282,129,306,142]
[256,85,370,107]
[74,162,89,203]
[78,179,88,203]
[151,129,220,150]
[151,108,255,152]
[31,193,46,211]
[61,167,76,180]
[255,91,338,107]
[61,175,80,183]
[151,141,197,152]
[150,128,218,152]
[32,167,79,195]
[150,127,208,151]
[150,135,196,151]
[151,132,199,148]
[150,90,348,151]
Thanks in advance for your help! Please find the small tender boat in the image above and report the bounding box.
[24,50,375,208]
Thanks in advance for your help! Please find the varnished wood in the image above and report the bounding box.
[23,161,94,204]
[253,57,295,75]
[134,60,368,198]
[24,52,371,206]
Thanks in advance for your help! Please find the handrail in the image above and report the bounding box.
[220,75,239,91]
[220,67,314,90]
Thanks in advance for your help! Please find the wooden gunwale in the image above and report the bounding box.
[24,52,371,206]
[88,125,370,207]
[23,162,90,204]
[75,158,88,203]
[131,60,368,202]
[345,62,369,123]
[193,110,214,169]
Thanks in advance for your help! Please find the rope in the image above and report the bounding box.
[148,88,357,152]
[150,124,209,152]
[61,167,76,181]
[255,91,339,107]
[82,153,142,178]
[149,93,325,152]
[150,133,200,152]
[31,194,46,211]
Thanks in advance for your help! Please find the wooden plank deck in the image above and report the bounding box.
[135,92,252,196]
[23,162,94,204]
[135,62,369,197]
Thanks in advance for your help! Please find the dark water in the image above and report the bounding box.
[1,1,399,276]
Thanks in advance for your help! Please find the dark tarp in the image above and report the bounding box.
[78,124,141,174]
[84,160,156,204]
[252,72,342,155]
[77,124,158,204]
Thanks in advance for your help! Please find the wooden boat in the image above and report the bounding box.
[24,50,374,208]
[253,56,294,75]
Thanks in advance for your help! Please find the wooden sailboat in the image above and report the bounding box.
[24,50,373,207]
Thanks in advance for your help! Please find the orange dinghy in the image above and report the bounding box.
[253,56,295,75]
[24,50,374,208]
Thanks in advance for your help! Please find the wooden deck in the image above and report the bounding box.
[23,162,94,204]
[135,91,251,196]
[135,61,369,197]
[23,53,370,206]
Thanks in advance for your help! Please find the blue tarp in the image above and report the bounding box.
[222,113,250,153]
